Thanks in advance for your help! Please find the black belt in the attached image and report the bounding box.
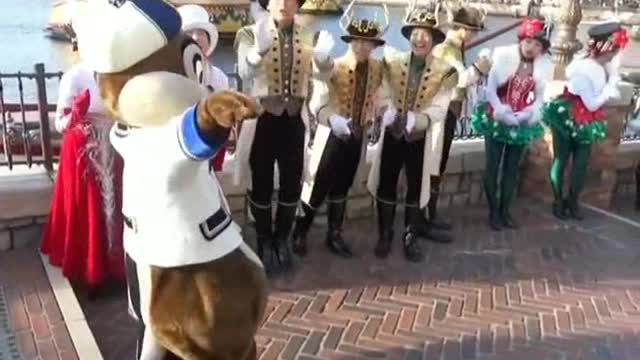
[123,208,232,242]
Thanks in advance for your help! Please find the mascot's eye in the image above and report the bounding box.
[182,41,208,86]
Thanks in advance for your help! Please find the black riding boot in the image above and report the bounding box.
[326,200,353,258]
[374,201,395,259]
[292,203,315,257]
[413,204,452,243]
[273,203,297,272]
[403,206,425,262]
[250,201,276,274]
[427,176,452,231]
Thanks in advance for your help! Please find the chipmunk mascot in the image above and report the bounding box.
[74,0,267,359]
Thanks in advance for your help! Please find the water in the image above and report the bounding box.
[0,0,75,103]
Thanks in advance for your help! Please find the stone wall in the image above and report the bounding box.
[613,142,640,200]
[0,169,51,251]
[1,136,638,252]
[0,216,45,251]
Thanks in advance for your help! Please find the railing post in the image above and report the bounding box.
[34,63,54,173]
[549,0,583,80]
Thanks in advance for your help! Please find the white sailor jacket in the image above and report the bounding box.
[110,107,242,267]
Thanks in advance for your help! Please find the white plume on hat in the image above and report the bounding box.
[178,5,219,56]
[74,0,183,73]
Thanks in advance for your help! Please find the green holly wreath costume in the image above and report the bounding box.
[542,19,629,220]
[542,96,607,220]
[471,101,545,230]
[470,20,554,231]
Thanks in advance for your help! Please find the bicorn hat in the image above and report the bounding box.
[177,5,219,56]
[401,3,445,45]
[449,6,486,31]
[258,0,306,11]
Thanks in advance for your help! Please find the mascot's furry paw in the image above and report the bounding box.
[197,90,263,130]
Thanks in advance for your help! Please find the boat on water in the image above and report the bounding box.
[44,0,87,42]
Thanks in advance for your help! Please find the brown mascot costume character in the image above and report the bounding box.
[74,0,268,359]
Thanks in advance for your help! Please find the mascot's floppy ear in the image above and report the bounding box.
[74,0,210,127]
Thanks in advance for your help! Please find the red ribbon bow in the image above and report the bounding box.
[612,28,629,49]
[518,18,544,40]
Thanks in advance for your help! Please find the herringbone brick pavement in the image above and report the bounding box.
[257,202,640,360]
[76,200,640,359]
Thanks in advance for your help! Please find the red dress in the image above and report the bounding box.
[41,90,125,288]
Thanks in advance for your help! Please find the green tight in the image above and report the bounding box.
[483,137,526,220]
[549,129,592,208]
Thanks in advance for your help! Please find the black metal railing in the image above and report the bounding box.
[0,64,62,172]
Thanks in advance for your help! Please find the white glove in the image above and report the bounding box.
[328,114,351,136]
[513,111,532,125]
[405,111,416,133]
[382,107,397,128]
[313,30,334,63]
[478,48,492,59]
[493,104,513,122]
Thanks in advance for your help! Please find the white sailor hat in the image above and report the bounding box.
[75,0,182,73]
[177,5,218,57]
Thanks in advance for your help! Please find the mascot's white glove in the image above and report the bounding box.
[313,30,334,63]
[328,114,351,137]
[382,107,397,128]
[405,111,416,133]
[247,17,273,64]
